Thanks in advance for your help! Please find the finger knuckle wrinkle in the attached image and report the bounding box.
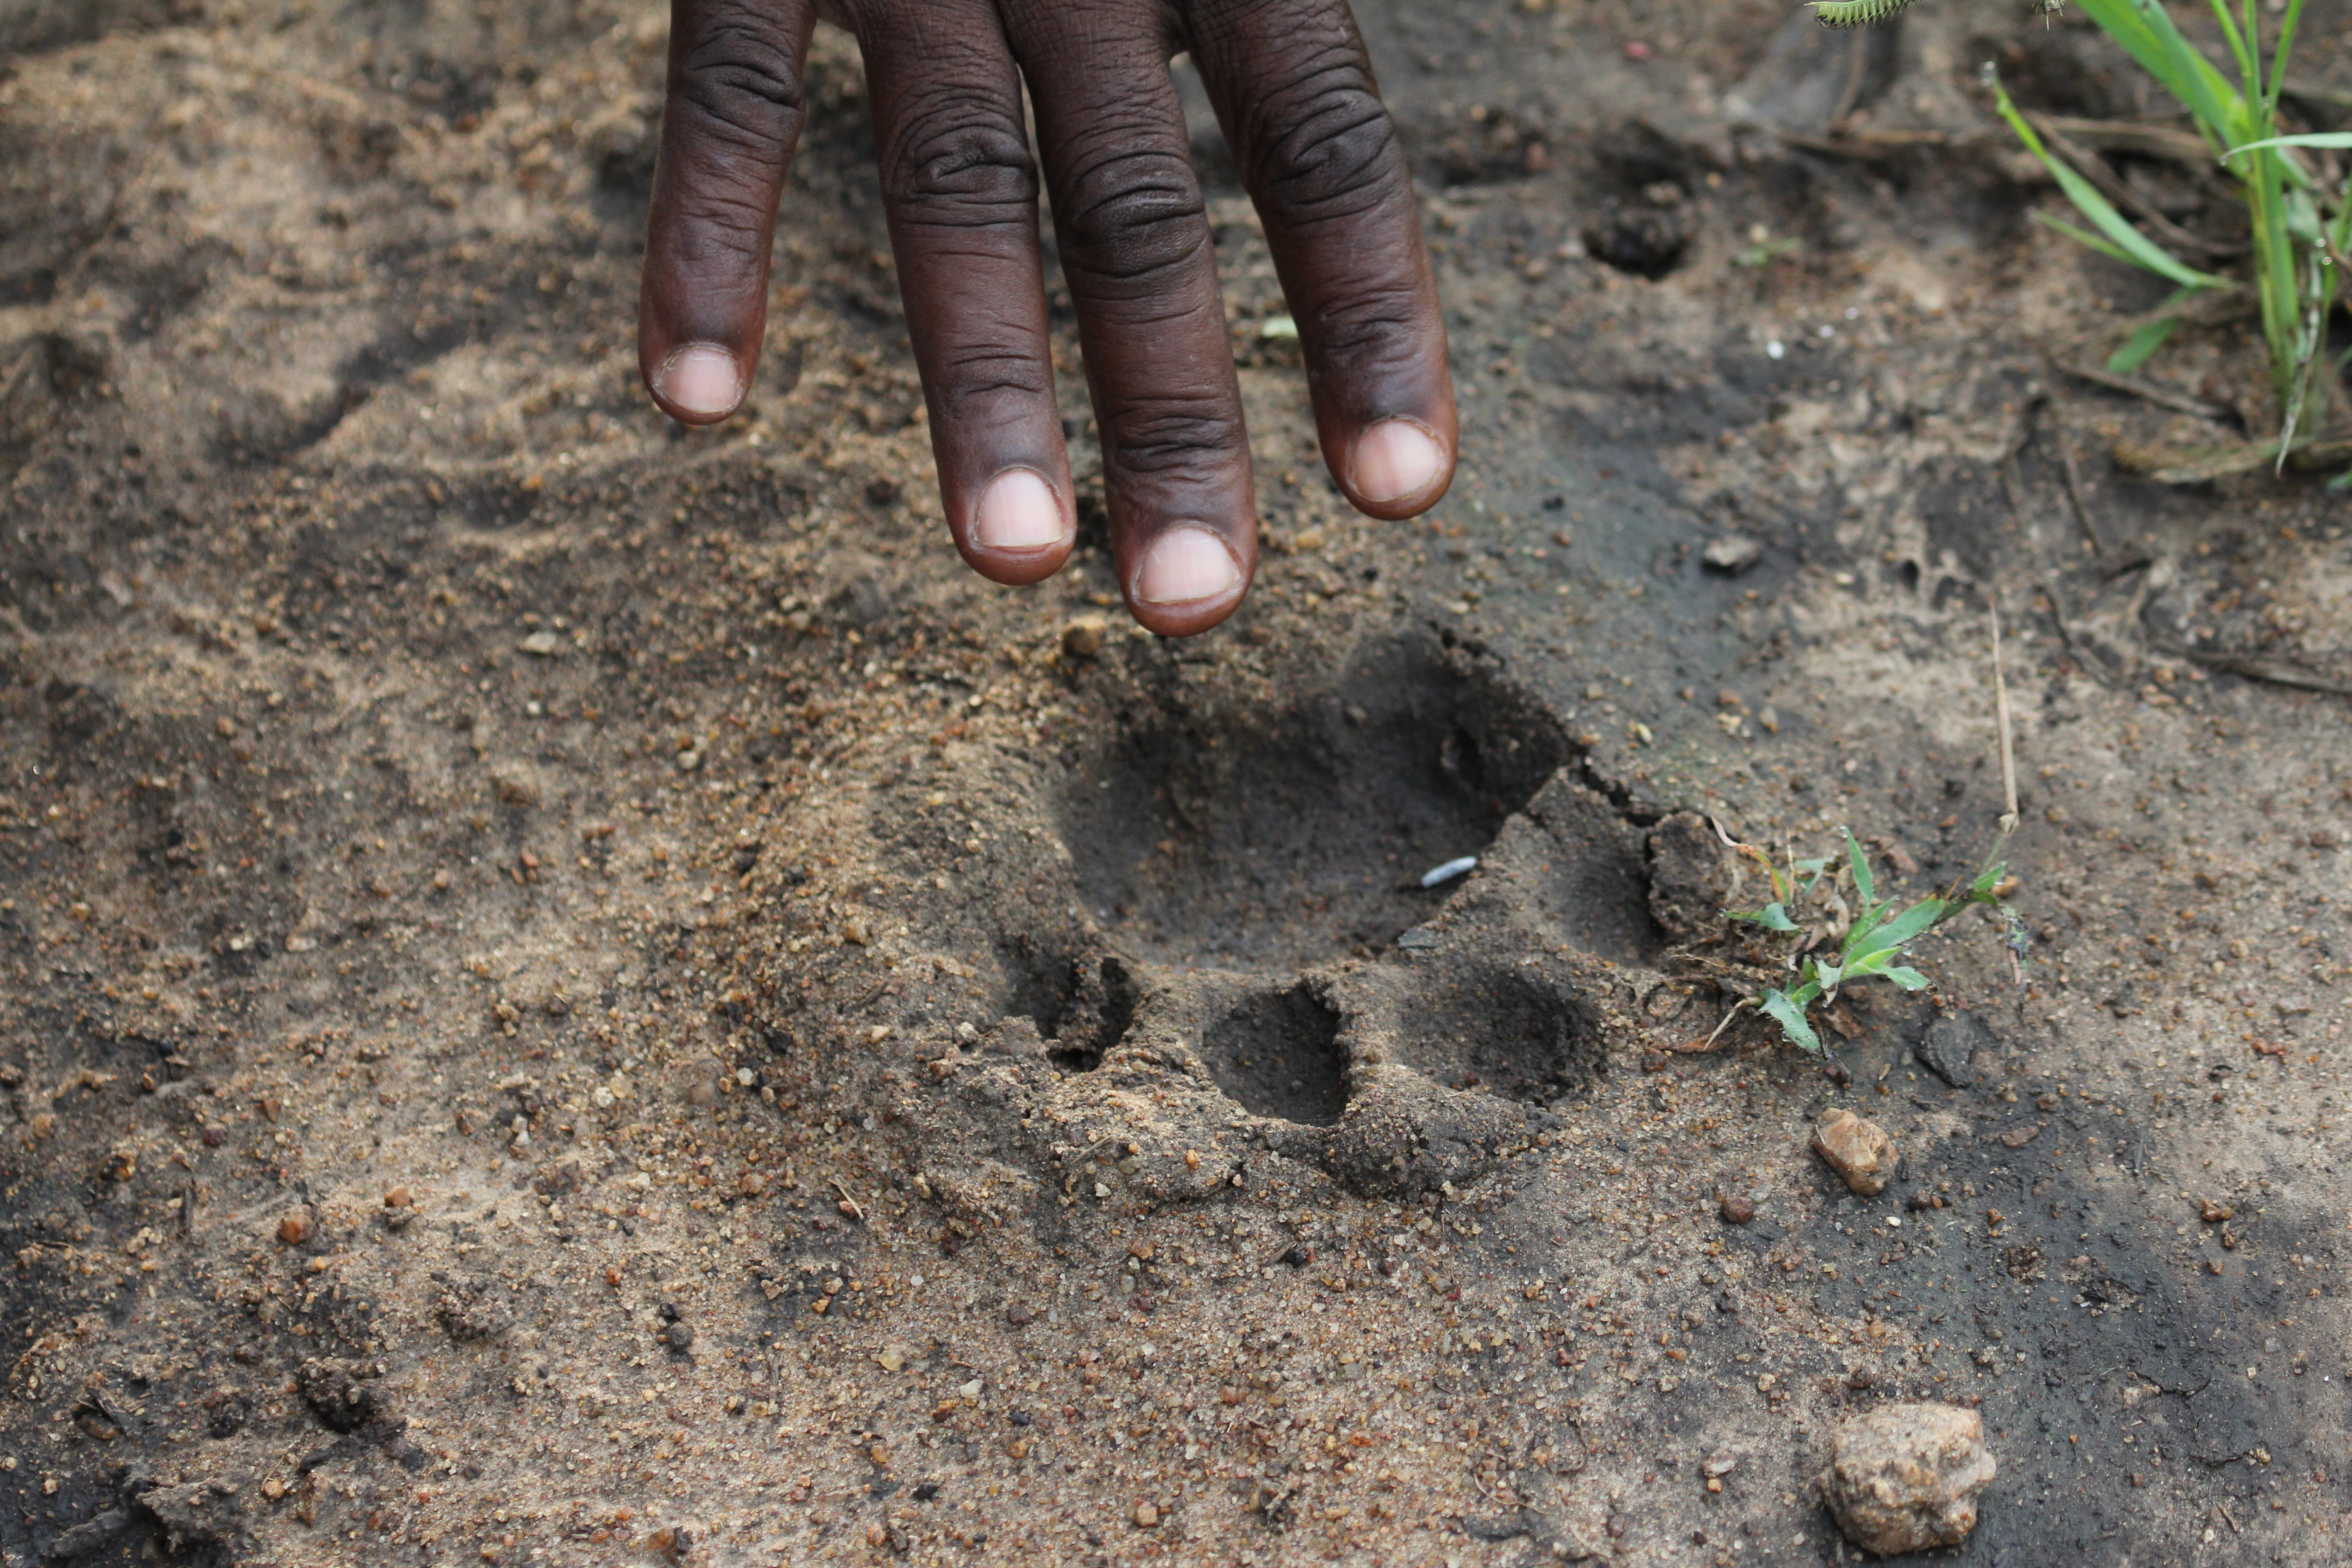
[1058,158,1209,282]
[1107,403,1245,473]
[936,347,1053,405]
[676,20,808,134]
[1304,292,1430,375]
[884,112,1039,219]
[673,186,778,255]
[1249,77,1401,220]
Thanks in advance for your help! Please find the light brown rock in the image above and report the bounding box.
[1818,1403,1994,1555]
[1813,1108,1896,1196]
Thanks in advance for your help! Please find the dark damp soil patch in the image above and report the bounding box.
[1001,944,1137,1072]
[1397,965,1604,1108]
[1056,633,1568,970]
[1198,985,1348,1127]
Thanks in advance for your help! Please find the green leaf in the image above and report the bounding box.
[1730,904,1799,933]
[1850,896,1949,960]
[1987,74,2233,291]
[1845,832,1876,906]
[1813,960,1844,996]
[1882,965,1933,992]
[1759,990,1822,1053]
[2068,0,2240,137]
[2107,314,2184,374]
[1847,948,1908,982]
[2034,214,2171,274]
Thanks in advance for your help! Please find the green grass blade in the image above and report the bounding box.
[2209,0,2258,99]
[1882,965,1933,991]
[2032,212,2228,290]
[2152,0,2249,140]
[1730,904,1799,932]
[2035,213,2159,270]
[2107,314,2184,373]
[2244,150,2303,408]
[2269,0,2307,106]
[1845,832,1875,906]
[1989,77,2232,289]
[2071,0,2239,140]
[2228,132,2352,153]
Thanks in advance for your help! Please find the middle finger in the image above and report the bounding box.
[1003,0,1255,637]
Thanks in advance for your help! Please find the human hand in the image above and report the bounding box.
[637,0,1455,637]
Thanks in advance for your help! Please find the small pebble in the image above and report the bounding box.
[1132,1502,1160,1529]
[1813,1108,1896,1196]
[1718,1194,1755,1225]
[1420,856,1477,888]
[1701,534,1763,575]
[1819,1403,1995,1554]
[277,1215,309,1246]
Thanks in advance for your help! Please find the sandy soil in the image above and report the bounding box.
[4,1,2351,1565]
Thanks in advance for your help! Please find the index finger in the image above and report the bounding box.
[638,0,818,424]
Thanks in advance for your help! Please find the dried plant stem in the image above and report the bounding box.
[1991,604,2019,837]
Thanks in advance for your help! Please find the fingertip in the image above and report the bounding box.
[960,468,1074,587]
[649,344,745,424]
[1347,417,1452,516]
[1124,525,1250,637]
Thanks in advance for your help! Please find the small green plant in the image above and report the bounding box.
[1717,830,2022,1058]
[1818,0,2352,477]
[1705,609,2026,1065]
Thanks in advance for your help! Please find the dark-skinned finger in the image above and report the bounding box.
[860,0,1073,584]
[1005,0,1255,637]
[638,0,818,425]
[1188,0,1455,519]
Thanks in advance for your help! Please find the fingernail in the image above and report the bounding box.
[1352,418,1445,504]
[1134,526,1242,606]
[653,344,742,419]
[973,469,1067,552]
